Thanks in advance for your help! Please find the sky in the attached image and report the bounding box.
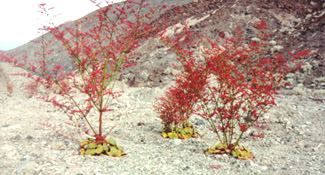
[0,0,123,51]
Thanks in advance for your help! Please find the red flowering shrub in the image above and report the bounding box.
[157,20,312,158]
[154,22,208,139]
[154,67,206,139]
[155,68,207,126]
[1,0,166,156]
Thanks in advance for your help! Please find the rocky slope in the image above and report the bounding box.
[2,0,324,89]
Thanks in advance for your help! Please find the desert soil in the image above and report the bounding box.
[0,62,324,175]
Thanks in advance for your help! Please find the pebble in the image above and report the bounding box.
[260,165,268,171]
[52,141,67,150]
[26,135,34,140]
[18,160,37,175]
[6,124,21,130]
[183,166,190,170]
[195,119,205,126]
[171,139,182,146]
[10,134,22,141]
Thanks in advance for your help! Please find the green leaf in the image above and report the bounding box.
[162,132,168,138]
[108,147,122,157]
[107,138,117,146]
[87,138,93,141]
[85,148,97,155]
[215,143,226,149]
[232,150,239,157]
[204,147,216,154]
[183,127,193,135]
[96,145,104,154]
[234,147,255,159]
[88,143,97,149]
[103,143,109,151]
[168,131,178,139]
[178,128,185,135]
[117,145,124,152]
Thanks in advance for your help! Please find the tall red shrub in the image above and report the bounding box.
[157,19,312,158]
[1,0,167,155]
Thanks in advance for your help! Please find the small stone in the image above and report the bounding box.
[10,134,22,141]
[244,161,251,167]
[272,45,284,52]
[183,166,190,170]
[275,138,282,144]
[139,70,149,81]
[301,62,312,72]
[260,166,268,171]
[171,139,182,146]
[41,141,47,145]
[306,14,312,19]
[138,122,145,126]
[304,144,312,149]
[26,135,33,140]
[216,153,230,161]
[174,159,182,164]
[18,160,37,175]
[52,141,67,150]
[249,160,257,167]
[62,164,69,169]
[269,40,277,45]
[195,120,205,126]
[251,37,261,42]
[286,136,294,142]
[7,124,21,130]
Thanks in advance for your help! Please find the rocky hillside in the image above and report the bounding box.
[1,0,324,90]
[129,0,324,88]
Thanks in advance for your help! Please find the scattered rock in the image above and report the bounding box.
[195,120,205,126]
[52,141,67,150]
[26,135,33,140]
[171,139,182,146]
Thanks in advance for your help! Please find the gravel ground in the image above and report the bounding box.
[0,63,324,175]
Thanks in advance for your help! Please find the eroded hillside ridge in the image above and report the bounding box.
[2,0,324,89]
